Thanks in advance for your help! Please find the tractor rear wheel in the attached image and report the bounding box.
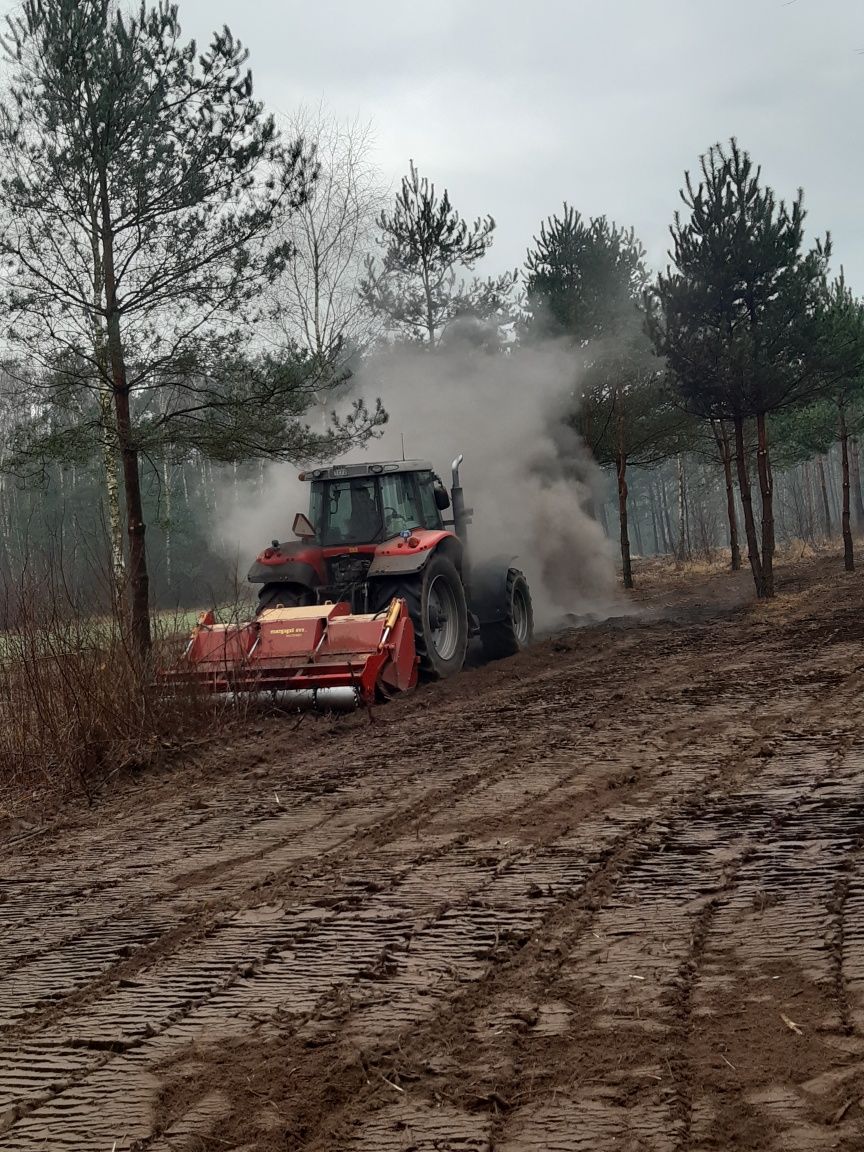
[373,553,468,679]
[480,568,533,661]
[256,583,313,614]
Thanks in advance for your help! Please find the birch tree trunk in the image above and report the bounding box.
[631,490,645,558]
[802,460,815,545]
[827,445,842,526]
[98,165,151,655]
[98,385,126,588]
[648,479,660,554]
[163,458,172,594]
[90,201,125,591]
[660,474,674,555]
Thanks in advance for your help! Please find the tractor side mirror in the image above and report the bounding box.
[292,513,316,540]
[434,486,451,511]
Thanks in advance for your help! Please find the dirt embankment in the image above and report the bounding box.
[1,555,864,1151]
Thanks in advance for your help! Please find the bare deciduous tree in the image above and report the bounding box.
[272,107,387,424]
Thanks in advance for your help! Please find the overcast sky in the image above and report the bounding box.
[181,0,862,287]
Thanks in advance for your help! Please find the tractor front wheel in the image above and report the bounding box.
[256,583,314,614]
[374,553,468,679]
[480,568,534,661]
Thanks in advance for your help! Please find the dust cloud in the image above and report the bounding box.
[217,465,309,580]
[219,338,620,629]
[348,340,619,628]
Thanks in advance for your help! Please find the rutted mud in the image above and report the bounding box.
[2,557,864,1150]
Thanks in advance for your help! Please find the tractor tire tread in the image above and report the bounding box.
[370,555,467,679]
[480,568,534,661]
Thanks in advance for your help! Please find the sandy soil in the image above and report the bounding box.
[2,554,864,1151]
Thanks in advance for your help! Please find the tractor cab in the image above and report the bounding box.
[301,462,451,547]
[247,460,458,618]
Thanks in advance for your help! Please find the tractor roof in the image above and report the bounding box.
[300,460,434,482]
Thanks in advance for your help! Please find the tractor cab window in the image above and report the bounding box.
[309,470,437,545]
[416,471,444,530]
[379,473,423,537]
[310,479,383,546]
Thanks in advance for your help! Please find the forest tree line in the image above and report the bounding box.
[0,1,863,649]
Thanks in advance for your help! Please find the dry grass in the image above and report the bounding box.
[0,577,229,805]
[628,550,738,597]
[630,537,848,588]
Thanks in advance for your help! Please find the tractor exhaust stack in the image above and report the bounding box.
[451,454,473,544]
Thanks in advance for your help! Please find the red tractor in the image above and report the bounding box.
[170,457,532,705]
[251,455,532,673]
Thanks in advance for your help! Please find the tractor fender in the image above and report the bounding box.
[469,556,523,625]
[247,558,322,588]
[367,530,463,578]
[247,541,326,588]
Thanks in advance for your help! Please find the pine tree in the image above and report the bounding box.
[647,139,829,597]
[360,161,516,348]
[524,207,688,587]
[811,274,864,570]
[0,1,317,653]
[523,205,647,345]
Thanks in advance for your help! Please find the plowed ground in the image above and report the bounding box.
[3,556,864,1151]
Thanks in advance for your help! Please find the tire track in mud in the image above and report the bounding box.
[0,624,732,1036]
[479,749,838,1152]
[327,626,864,1147]
[3,585,864,1151]
[1,827,640,1146]
[0,764,662,1146]
[0,680,550,931]
[147,704,856,1149]
[682,759,864,1152]
[333,738,861,1152]
[0,721,759,1143]
[2,636,778,1038]
[0,680,596,1027]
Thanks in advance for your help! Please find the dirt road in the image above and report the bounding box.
[2,557,864,1151]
